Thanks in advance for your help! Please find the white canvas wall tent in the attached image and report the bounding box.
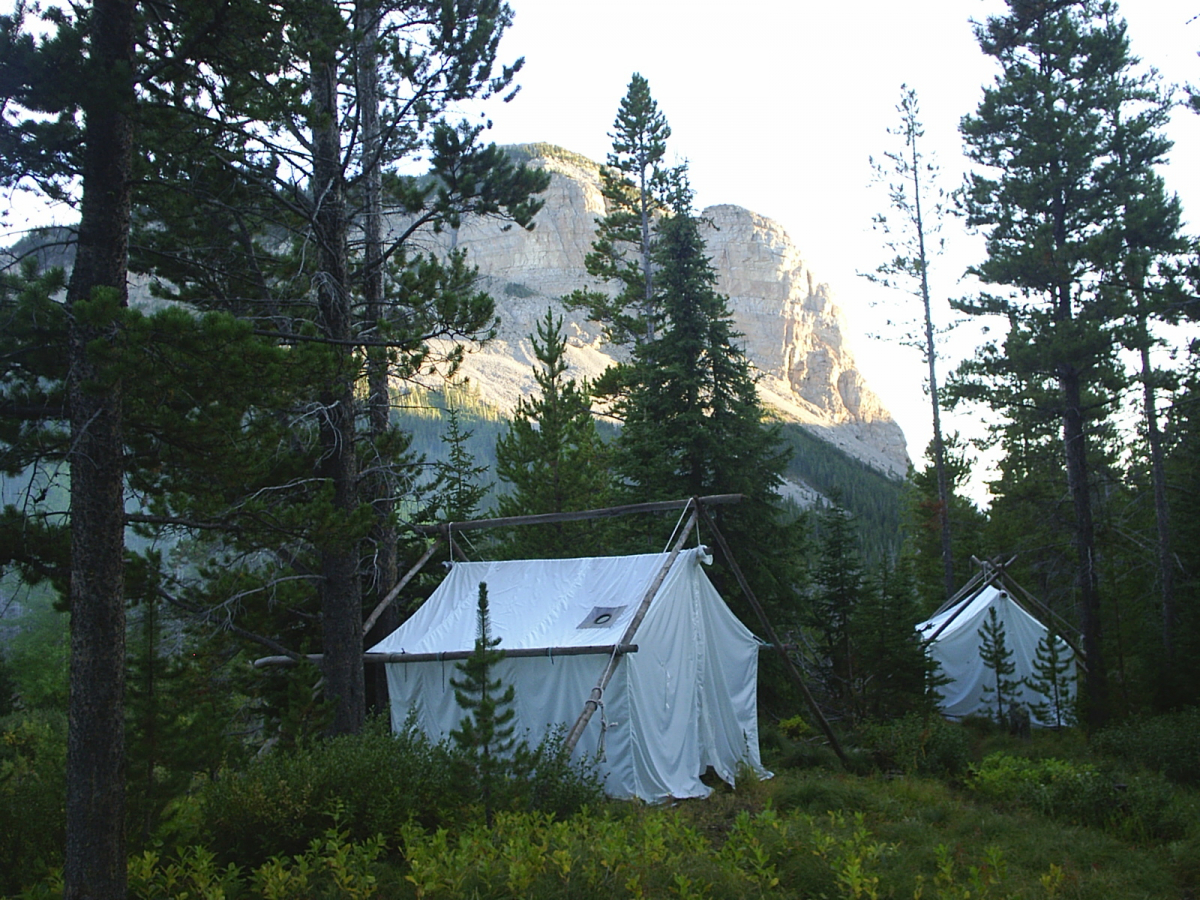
[368,547,770,802]
[916,568,1079,726]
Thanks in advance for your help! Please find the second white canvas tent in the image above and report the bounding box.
[916,584,1076,725]
[369,547,769,802]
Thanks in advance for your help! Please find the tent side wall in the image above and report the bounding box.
[380,549,768,802]
[920,588,1077,725]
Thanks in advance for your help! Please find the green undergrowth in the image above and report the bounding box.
[6,715,1200,898]
[8,768,1194,899]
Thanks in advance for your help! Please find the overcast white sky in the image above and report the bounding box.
[470,0,1200,493]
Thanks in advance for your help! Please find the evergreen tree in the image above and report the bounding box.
[495,309,610,557]
[567,73,680,345]
[955,0,1165,727]
[611,185,800,627]
[450,582,516,825]
[904,434,988,609]
[854,560,942,720]
[434,405,492,523]
[978,606,1020,725]
[807,499,865,717]
[866,85,956,600]
[1025,626,1077,729]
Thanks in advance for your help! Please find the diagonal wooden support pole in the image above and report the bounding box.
[362,538,441,637]
[696,501,849,768]
[563,502,700,754]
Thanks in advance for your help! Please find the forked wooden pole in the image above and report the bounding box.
[563,503,700,753]
[362,538,441,637]
[696,502,849,768]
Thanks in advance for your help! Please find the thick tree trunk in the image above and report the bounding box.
[64,2,134,897]
[1059,364,1109,729]
[311,23,364,735]
[355,0,398,714]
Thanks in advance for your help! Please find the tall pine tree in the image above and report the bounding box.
[955,0,1162,728]
[568,73,679,346]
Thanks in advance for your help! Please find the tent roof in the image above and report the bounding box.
[369,548,716,656]
[918,584,1047,643]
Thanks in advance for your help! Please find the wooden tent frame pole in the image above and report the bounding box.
[362,538,441,637]
[414,494,742,536]
[563,503,700,754]
[695,502,849,768]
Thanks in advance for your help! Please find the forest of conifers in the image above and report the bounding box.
[2,0,1200,897]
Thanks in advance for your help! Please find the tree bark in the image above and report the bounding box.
[64,2,134,897]
[355,0,399,713]
[310,17,364,735]
[1059,359,1109,729]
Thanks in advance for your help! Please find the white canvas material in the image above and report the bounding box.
[917,585,1076,725]
[370,547,769,801]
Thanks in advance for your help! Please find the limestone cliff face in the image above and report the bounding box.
[408,144,910,478]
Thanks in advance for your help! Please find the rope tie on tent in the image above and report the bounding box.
[662,500,693,553]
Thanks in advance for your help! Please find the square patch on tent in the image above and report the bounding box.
[577,606,626,629]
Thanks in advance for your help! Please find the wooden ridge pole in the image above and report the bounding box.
[253,643,640,669]
[414,494,743,536]
[563,502,701,753]
[695,502,849,768]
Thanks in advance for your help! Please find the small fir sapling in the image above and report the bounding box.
[1025,627,1077,729]
[450,582,516,824]
[978,606,1021,725]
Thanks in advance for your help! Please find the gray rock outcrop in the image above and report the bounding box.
[404,144,910,478]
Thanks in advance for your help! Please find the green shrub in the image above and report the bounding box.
[966,752,1190,841]
[1092,708,1200,787]
[858,714,971,777]
[0,711,67,895]
[194,716,602,865]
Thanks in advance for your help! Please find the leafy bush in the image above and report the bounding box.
[1092,708,1200,787]
[966,752,1191,841]
[858,714,971,777]
[0,711,67,895]
[194,717,602,865]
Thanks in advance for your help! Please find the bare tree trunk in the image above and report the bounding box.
[311,17,364,735]
[908,130,954,600]
[64,2,134,896]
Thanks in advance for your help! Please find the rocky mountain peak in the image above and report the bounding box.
[414,143,910,478]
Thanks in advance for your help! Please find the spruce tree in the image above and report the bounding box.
[568,73,679,345]
[1025,626,1077,729]
[978,606,1020,725]
[807,499,865,716]
[450,582,516,825]
[434,405,492,524]
[495,309,610,557]
[611,183,799,614]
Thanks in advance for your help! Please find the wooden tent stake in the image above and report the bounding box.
[696,502,849,769]
[563,503,700,753]
[362,538,441,637]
